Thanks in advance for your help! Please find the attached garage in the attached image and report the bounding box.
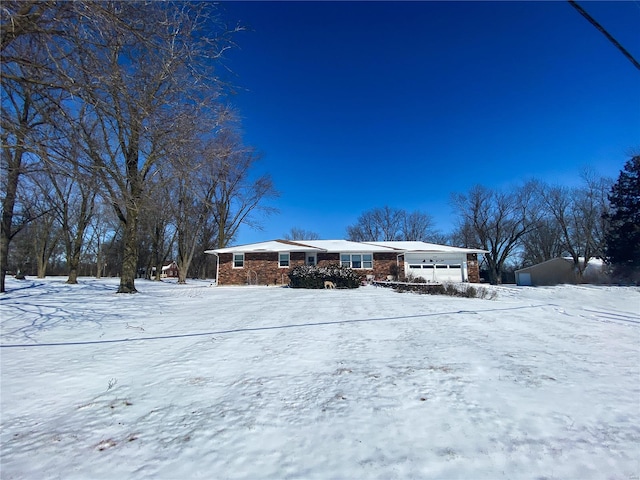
[405,253,465,282]
[365,242,487,283]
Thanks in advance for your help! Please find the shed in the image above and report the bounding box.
[515,257,605,286]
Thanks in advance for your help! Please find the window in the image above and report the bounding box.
[340,253,373,269]
[306,254,316,266]
[233,253,244,268]
[279,252,290,267]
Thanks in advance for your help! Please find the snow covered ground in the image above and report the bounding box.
[1,277,639,480]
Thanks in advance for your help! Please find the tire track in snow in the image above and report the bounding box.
[580,308,640,325]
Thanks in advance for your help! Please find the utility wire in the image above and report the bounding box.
[568,0,640,71]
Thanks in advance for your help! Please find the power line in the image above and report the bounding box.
[568,0,640,71]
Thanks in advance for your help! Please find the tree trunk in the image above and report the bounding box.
[1,142,24,293]
[118,206,139,293]
[176,240,191,285]
[66,240,82,284]
[67,265,79,284]
[154,258,163,281]
[487,266,501,285]
[36,255,48,278]
[177,266,188,284]
[0,233,9,293]
[95,245,103,279]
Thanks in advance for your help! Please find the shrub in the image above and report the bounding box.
[390,281,496,299]
[288,264,362,289]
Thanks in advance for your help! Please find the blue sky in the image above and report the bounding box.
[218,1,640,245]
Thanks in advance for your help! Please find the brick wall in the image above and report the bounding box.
[371,252,402,280]
[466,253,480,283]
[217,251,481,285]
[217,252,305,286]
[217,251,405,286]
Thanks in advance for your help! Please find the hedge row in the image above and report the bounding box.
[288,264,362,289]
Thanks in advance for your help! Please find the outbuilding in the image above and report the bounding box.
[515,257,605,286]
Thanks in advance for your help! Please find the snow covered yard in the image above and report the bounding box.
[1,278,639,480]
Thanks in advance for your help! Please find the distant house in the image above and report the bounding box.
[205,240,486,286]
[151,261,179,279]
[515,257,605,286]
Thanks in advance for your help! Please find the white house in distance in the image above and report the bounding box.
[205,240,487,286]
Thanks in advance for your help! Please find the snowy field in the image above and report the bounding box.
[1,277,639,480]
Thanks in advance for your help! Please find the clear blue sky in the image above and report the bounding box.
[218,1,640,245]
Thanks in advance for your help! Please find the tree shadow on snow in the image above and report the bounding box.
[1,304,561,348]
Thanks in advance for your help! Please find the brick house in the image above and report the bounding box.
[151,261,179,278]
[205,240,485,286]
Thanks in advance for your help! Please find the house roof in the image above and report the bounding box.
[286,239,396,253]
[205,240,319,254]
[206,240,487,255]
[364,241,487,254]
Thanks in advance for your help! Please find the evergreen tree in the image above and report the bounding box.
[604,155,640,282]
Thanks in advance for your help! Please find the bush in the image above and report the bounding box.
[391,281,496,299]
[288,264,362,289]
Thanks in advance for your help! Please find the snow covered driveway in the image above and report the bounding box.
[1,278,639,479]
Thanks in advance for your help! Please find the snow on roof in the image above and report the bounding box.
[287,239,396,252]
[516,256,604,272]
[206,239,487,254]
[364,241,488,254]
[205,240,321,254]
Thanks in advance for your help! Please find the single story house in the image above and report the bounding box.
[205,240,486,286]
[515,257,605,286]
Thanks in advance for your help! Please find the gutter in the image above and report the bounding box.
[206,251,219,287]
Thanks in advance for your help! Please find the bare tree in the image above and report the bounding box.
[283,228,321,241]
[84,199,119,279]
[23,170,60,278]
[541,173,611,281]
[170,122,277,283]
[0,1,74,53]
[61,2,238,293]
[519,217,565,267]
[138,180,175,282]
[452,182,540,285]
[401,211,438,242]
[0,49,45,290]
[346,206,437,242]
[210,130,278,250]
[347,206,403,241]
[30,210,60,278]
[1,1,76,291]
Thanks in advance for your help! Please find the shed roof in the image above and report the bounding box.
[515,257,604,273]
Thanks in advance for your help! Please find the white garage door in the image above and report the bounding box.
[517,272,532,286]
[407,264,463,282]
